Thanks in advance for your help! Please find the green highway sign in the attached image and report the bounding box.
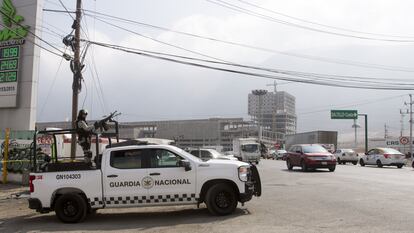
[331,110,358,119]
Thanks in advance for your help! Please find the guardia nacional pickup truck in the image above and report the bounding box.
[28,142,261,223]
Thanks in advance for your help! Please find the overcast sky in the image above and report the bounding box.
[36,0,414,142]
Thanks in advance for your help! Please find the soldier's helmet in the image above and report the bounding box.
[77,109,88,120]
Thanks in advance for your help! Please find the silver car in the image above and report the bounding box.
[274,150,288,160]
[334,149,358,165]
[188,148,238,161]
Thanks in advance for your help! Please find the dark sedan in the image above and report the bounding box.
[286,144,336,172]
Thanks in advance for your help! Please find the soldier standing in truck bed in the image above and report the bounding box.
[76,109,97,165]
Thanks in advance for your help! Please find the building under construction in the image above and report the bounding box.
[248,90,296,144]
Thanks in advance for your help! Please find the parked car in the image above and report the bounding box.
[286,144,336,172]
[359,148,405,168]
[334,149,358,165]
[274,150,288,160]
[188,148,238,161]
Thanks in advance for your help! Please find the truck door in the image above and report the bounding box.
[103,149,148,207]
[146,148,197,204]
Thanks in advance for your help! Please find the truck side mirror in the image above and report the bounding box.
[179,160,192,171]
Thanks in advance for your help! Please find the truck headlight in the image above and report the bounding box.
[238,166,249,182]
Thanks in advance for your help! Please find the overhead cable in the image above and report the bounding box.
[80,10,414,73]
[85,40,414,90]
[207,0,414,43]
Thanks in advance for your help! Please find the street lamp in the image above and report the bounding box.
[252,89,268,141]
[351,120,360,149]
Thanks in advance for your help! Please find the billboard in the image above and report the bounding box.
[0,0,42,130]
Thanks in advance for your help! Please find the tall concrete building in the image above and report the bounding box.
[248,90,296,142]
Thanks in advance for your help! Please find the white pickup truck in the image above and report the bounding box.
[28,144,261,223]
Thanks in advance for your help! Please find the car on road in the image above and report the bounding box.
[274,150,288,160]
[359,147,405,168]
[188,148,238,161]
[286,144,336,172]
[334,149,358,165]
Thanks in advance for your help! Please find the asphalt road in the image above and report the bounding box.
[1,160,414,233]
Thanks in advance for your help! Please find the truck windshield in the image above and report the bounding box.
[242,144,258,153]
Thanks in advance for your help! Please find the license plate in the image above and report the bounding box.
[321,162,327,165]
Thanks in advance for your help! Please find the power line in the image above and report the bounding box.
[81,10,414,73]
[207,0,414,43]
[0,8,67,57]
[237,0,414,39]
[298,94,406,115]
[58,0,75,20]
[83,40,414,87]
[92,17,229,63]
[39,48,67,117]
[85,40,414,90]
[0,21,65,58]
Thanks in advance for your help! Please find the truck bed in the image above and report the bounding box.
[44,162,97,172]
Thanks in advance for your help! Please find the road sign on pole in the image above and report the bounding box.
[331,110,358,119]
[400,136,409,145]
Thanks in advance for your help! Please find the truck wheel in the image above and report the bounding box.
[205,183,237,216]
[397,164,403,168]
[55,193,87,223]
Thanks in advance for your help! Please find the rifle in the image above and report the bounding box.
[94,111,121,131]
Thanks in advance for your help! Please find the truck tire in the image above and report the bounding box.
[55,193,87,223]
[205,183,237,216]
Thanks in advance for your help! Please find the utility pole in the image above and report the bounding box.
[70,0,83,160]
[252,90,267,142]
[352,119,359,149]
[400,109,408,137]
[358,114,368,153]
[384,123,388,139]
[267,81,278,142]
[266,80,277,93]
[405,94,413,159]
